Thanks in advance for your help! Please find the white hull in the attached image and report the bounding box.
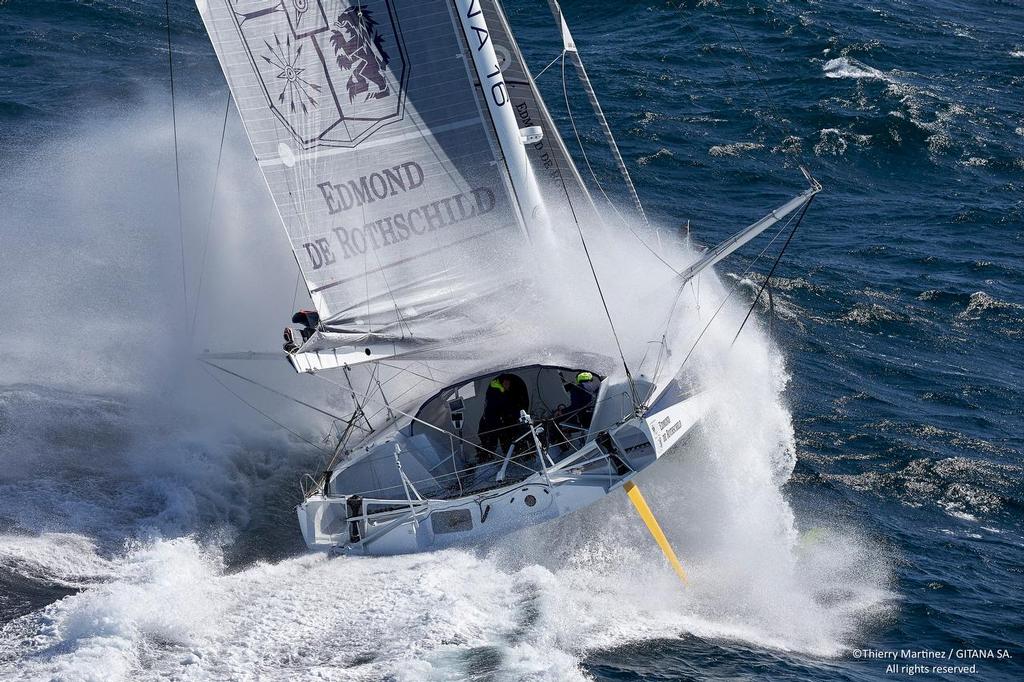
[297,389,708,556]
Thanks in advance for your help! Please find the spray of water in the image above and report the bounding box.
[0,103,893,680]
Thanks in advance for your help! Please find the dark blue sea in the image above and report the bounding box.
[1,1,1022,680]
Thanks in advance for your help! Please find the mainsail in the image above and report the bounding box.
[196,0,585,362]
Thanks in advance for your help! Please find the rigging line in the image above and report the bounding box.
[200,359,359,426]
[731,195,813,346]
[358,168,411,339]
[290,272,301,315]
[670,200,807,374]
[200,365,333,455]
[544,0,646,220]
[362,376,433,426]
[189,93,233,338]
[164,0,187,326]
[672,4,802,169]
[555,53,640,407]
[558,28,649,224]
[650,204,799,389]
[534,50,565,80]
[318,394,377,482]
[375,361,446,385]
[559,53,679,276]
[369,233,412,339]
[721,16,796,151]
[348,364,376,433]
[312,373,504,460]
[716,3,810,168]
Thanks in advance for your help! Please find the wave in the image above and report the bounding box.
[826,456,1021,522]
[708,142,765,157]
[822,57,893,83]
[812,128,875,157]
[917,289,968,305]
[839,303,907,327]
[636,147,674,166]
[0,522,896,680]
[816,54,1000,163]
[954,292,1024,321]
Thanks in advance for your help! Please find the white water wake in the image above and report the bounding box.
[0,104,893,680]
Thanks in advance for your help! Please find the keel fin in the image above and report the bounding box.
[623,481,688,585]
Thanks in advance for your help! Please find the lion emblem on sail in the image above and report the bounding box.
[330,7,391,103]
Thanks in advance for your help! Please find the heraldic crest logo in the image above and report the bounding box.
[230,0,408,148]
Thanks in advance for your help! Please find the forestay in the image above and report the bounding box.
[197,0,560,350]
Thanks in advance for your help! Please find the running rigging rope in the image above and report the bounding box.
[201,365,333,455]
[545,0,648,225]
[201,360,356,426]
[164,0,187,326]
[313,372,504,460]
[559,54,679,276]
[678,1,811,170]
[549,136,641,407]
[189,94,233,338]
[665,197,808,378]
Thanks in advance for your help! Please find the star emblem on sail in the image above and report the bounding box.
[224,0,407,148]
[262,33,321,115]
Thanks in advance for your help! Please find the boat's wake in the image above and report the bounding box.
[0,490,891,681]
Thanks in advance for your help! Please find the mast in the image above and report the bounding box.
[452,0,550,237]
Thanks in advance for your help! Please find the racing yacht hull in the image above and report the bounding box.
[297,388,708,556]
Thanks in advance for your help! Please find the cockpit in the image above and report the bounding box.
[327,364,647,504]
[323,364,655,507]
[412,365,603,478]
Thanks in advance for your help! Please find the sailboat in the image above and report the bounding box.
[195,0,819,565]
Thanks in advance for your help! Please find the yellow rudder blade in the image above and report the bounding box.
[623,481,688,585]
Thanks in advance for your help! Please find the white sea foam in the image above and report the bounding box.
[708,142,765,157]
[822,57,892,82]
[0,103,894,680]
[813,128,872,157]
[0,534,116,588]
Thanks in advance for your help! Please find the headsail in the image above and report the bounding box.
[196,0,567,360]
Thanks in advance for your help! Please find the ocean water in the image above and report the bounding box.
[1,0,1022,680]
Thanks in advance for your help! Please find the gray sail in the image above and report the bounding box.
[196,0,530,349]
